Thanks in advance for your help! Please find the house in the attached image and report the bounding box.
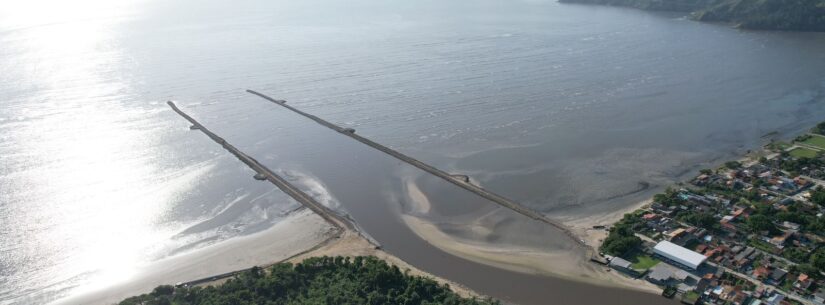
[781,221,801,231]
[793,273,813,293]
[733,247,756,262]
[721,216,739,233]
[769,269,787,285]
[765,293,784,305]
[668,228,687,240]
[647,264,676,285]
[646,264,692,286]
[770,232,793,248]
[642,213,660,221]
[609,257,638,275]
[753,266,770,280]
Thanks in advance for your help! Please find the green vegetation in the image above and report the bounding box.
[601,213,643,256]
[747,214,778,234]
[815,121,825,135]
[810,248,825,275]
[119,256,499,305]
[801,134,825,150]
[812,186,825,206]
[789,147,819,159]
[678,211,718,231]
[661,285,677,298]
[748,238,776,253]
[724,161,742,169]
[777,152,825,174]
[790,263,821,280]
[630,255,660,270]
[557,0,825,32]
[767,141,792,151]
[653,188,686,207]
[781,247,809,264]
[780,276,794,292]
[681,290,700,304]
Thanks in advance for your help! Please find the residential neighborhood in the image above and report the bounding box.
[600,124,825,305]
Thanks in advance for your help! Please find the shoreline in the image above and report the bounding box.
[70,141,781,304]
[563,198,653,252]
[54,209,338,305]
[400,177,662,295]
[284,230,482,299]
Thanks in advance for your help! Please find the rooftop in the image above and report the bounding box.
[653,240,707,270]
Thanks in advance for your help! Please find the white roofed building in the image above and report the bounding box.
[653,240,707,270]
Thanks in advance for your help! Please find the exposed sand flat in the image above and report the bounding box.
[404,179,431,215]
[53,209,336,305]
[55,176,657,305]
[401,180,660,294]
[562,199,653,250]
[284,230,480,298]
[402,215,658,294]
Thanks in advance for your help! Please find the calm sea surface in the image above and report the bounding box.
[1,0,824,304]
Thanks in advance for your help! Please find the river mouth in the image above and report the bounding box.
[217,111,674,305]
[3,0,825,303]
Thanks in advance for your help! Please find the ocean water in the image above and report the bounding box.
[1,0,825,304]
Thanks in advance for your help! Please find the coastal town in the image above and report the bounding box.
[599,122,825,305]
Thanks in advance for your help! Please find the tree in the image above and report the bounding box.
[810,248,825,274]
[811,186,825,206]
[781,247,809,264]
[815,121,825,135]
[600,213,643,256]
[654,188,685,207]
[747,214,777,234]
[119,256,500,305]
[790,263,820,279]
[601,233,642,256]
[724,161,742,169]
[679,212,717,230]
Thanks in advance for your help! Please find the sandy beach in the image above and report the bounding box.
[53,209,337,305]
[400,178,661,294]
[56,178,660,305]
[284,229,481,298]
[562,199,653,250]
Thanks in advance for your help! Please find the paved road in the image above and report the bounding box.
[707,262,814,305]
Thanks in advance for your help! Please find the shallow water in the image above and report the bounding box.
[1,0,825,304]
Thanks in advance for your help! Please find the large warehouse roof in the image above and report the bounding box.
[653,240,707,270]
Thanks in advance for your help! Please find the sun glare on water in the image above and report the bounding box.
[0,0,204,301]
[0,0,142,30]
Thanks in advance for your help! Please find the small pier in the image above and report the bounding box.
[246,89,589,250]
[167,101,354,232]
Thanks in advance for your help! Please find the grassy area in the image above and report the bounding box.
[789,147,819,159]
[801,134,825,150]
[780,276,794,292]
[767,141,792,151]
[631,254,661,270]
[681,291,700,304]
[748,238,775,253]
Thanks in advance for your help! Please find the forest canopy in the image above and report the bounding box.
[119,256,499,305]
[557,0,825,32]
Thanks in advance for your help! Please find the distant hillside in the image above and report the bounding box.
[559,0,825,32]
